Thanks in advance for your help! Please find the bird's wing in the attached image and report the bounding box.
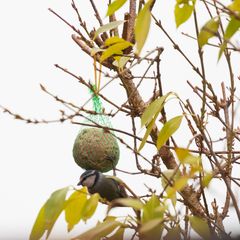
[117,182,128,198]
[106,175,128,198]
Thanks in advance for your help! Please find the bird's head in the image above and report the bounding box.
[77,170,100,188]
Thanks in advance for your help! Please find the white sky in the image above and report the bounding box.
[0,0,239,239]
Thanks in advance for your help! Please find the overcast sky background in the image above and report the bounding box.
[0,0,239,239]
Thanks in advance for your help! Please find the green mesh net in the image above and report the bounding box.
[89,88,113,127]
[72,86,120,172]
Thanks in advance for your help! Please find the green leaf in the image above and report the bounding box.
[140,218,162,233]
[175,0,196,28]
[93,20,125,40]
[135,0,153,55]
[141,92,174,127]
[138,116,157,152]
[166,188,177,206]
[202,172,213,188]
[139,218,163,240]
[29,186,69,240]
[81,193,99,221]
[139,93,176,152]
[161,169,180,188]
[44,187,69,224]
[111,198,144,210]
[157,115,183,149]
[224,15,240,40]
[164,226,181,240]
[29,204,46,240]
[198,18,219,47]
[174,176,189,191]
[166,176,189,198]
[65,188,88,232]
[218,42,227,61]
[189,216,211,240]
[106,0,127,16]
[100,41,132,62]
[161,170,180,205]
[162,169,188,204]
[154,205,168,214]
[45,187,69,238]
[72,219,122,240]
[219,14,240,60]
[142,194,163,223]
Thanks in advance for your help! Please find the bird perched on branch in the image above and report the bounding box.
[77,170,128,202]
[78,170,141,220]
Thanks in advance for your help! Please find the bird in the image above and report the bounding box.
[77,170,127,202]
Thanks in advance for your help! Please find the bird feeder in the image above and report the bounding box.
[72,88,120,172]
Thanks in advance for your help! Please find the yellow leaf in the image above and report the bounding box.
[135,0,153,55]
[100,41,132,62]
[202,172,213,188]
[107,226,125,240]
[105,36,125,46]
[198,17,219,47]
[228,0,240,11]
[72,219,121,240]
[82,193,99,221]
[106,0,127,16]
[29,205,46,240]
[175,148,201,166]
[65,188,88,232]
[165,186,177,206]
[112,56,130,70]
[111,198,144,210]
